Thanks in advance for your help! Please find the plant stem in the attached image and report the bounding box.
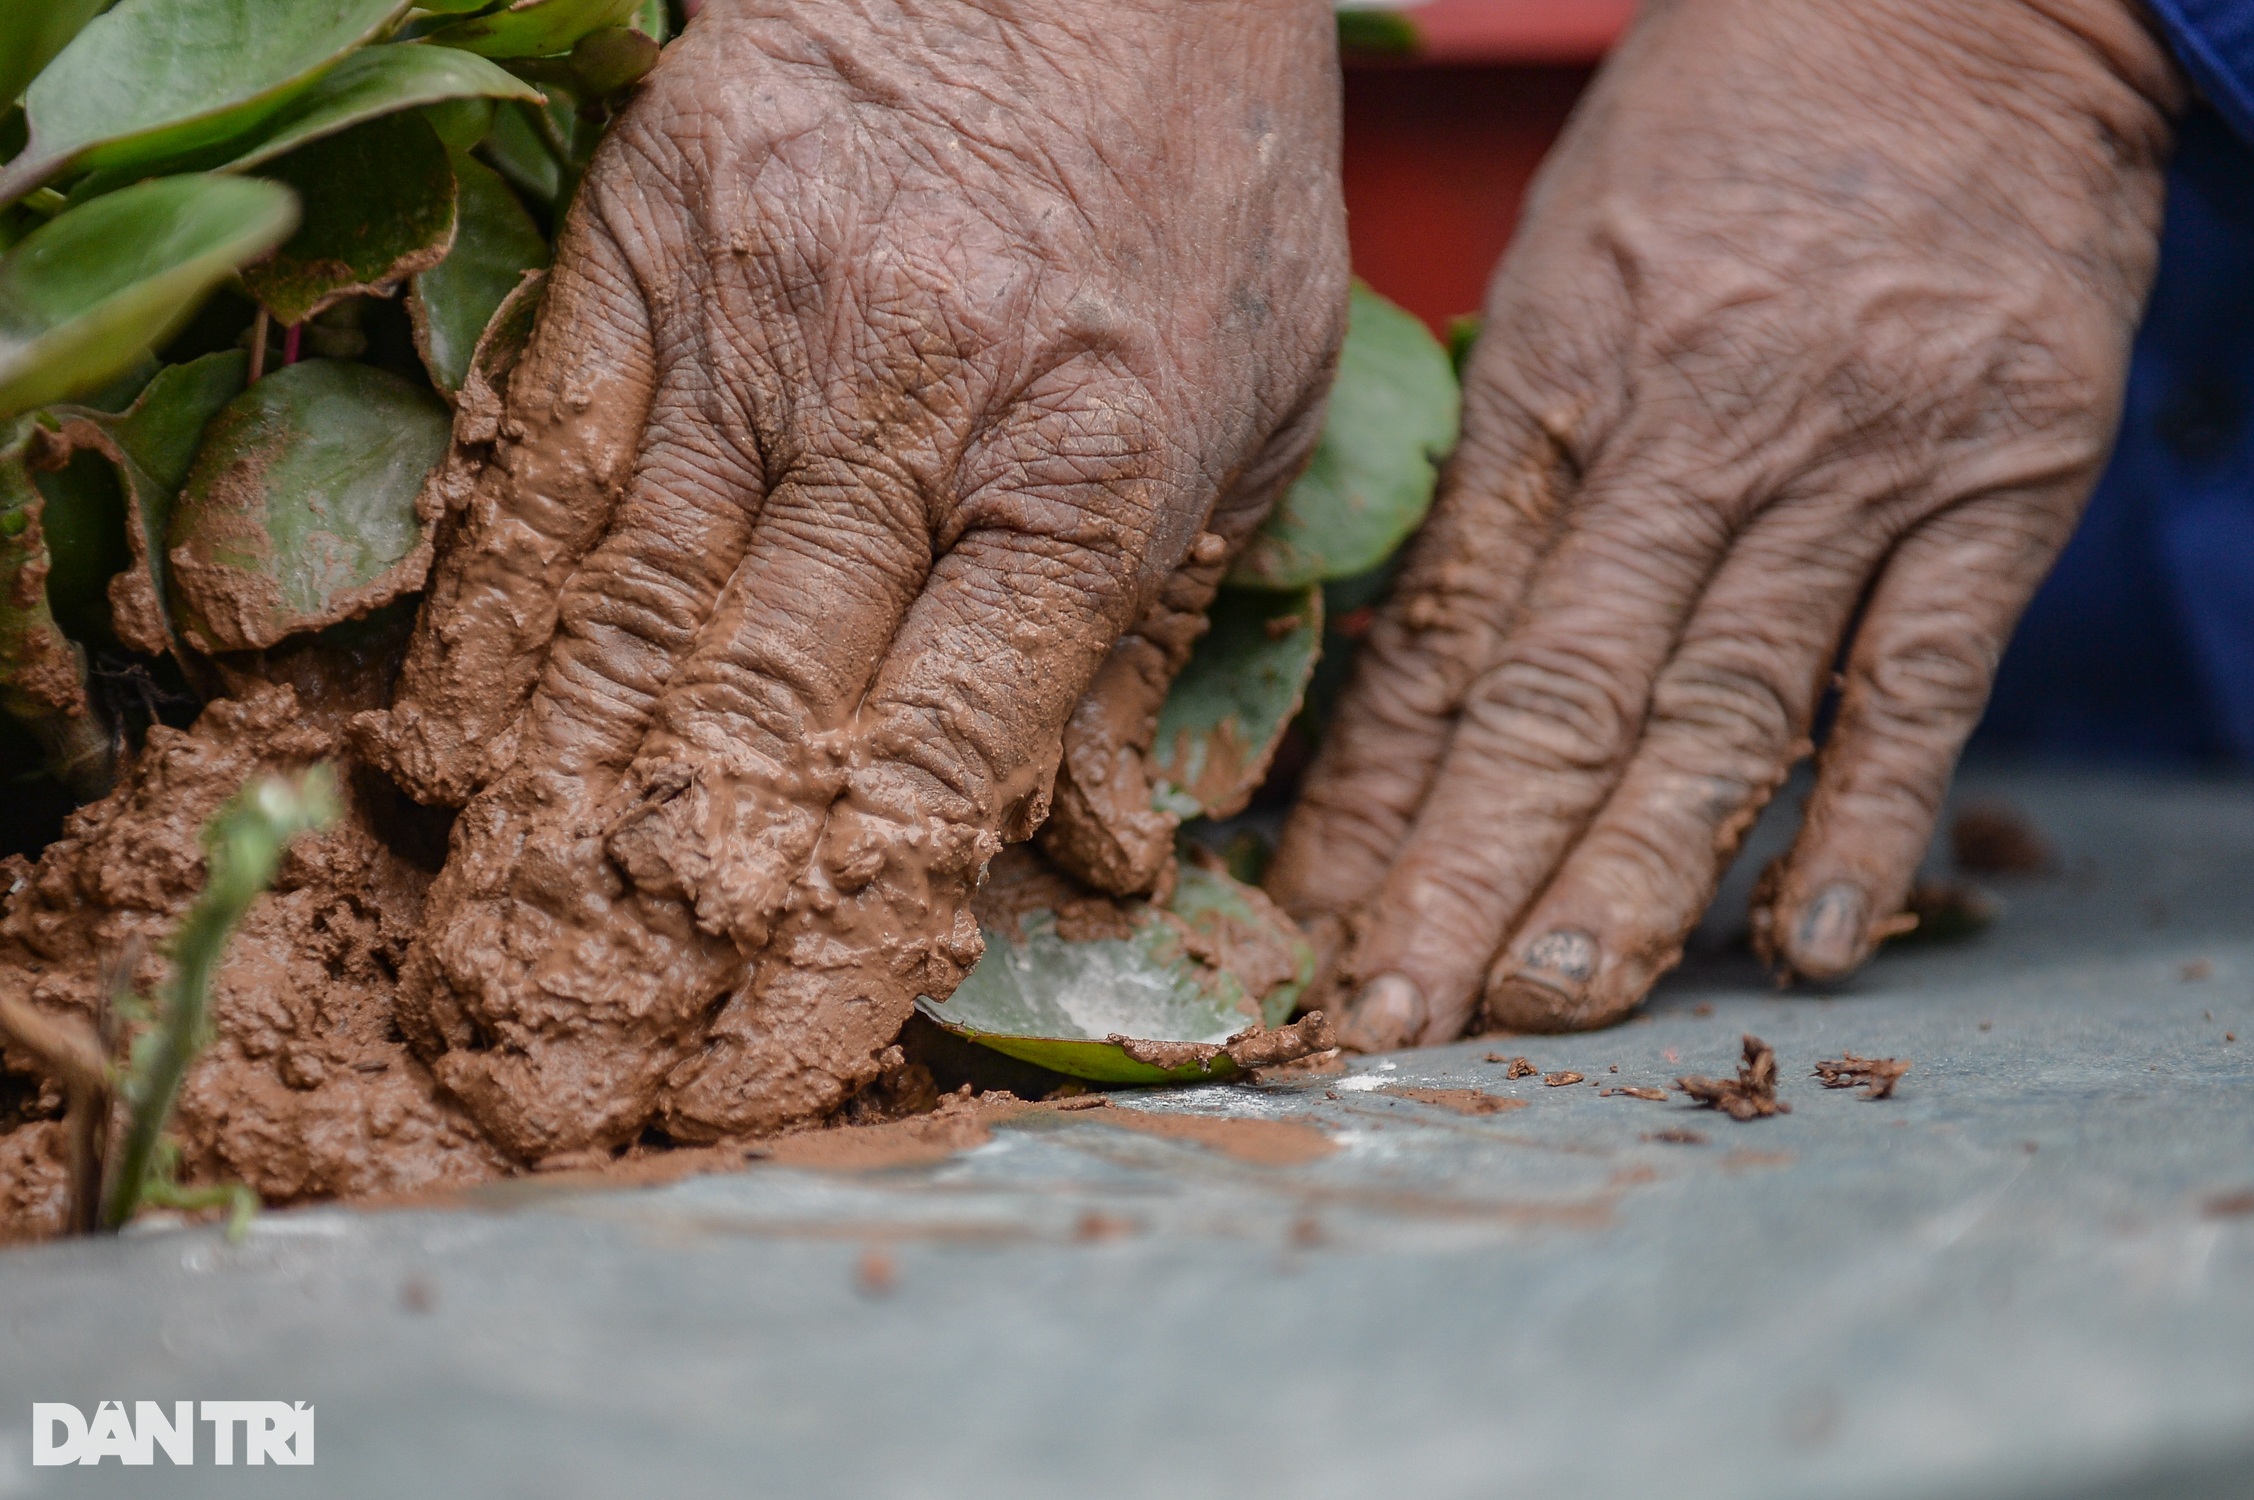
[247,308,269,383]
[281,322,302,367]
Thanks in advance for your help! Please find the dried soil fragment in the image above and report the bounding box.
[1676,1034,1791,1121]
[1895,879,1997,944]
[1812,1053,1910,1100]
[1952,801,2054,876]
[1490,1054,1538,1078]
[1542,1070,1584,1087]
[1384,1086,1528,1117]
[1601,1086,1668,1101]
[1090,1109,1336,1166]
[1643,1129,1708,1146]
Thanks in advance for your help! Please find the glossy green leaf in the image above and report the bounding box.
[0,0,105,109]
[477,98,563,204]
[36,351,249,656]
[0,0,411,206]
[221,42,542,173]
[1230,281,1458,588]
[632,0,669,43]
[917,852,1315,1085]
[0,427,112,797]
[167,359,450,653]
[426,0,641,58]
[0,176,295,420]
[410,151,548,395]
[242,111,458,326]
[1149,584,1321,820]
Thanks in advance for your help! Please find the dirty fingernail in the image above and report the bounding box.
[1509,928,1598,997]
[1337,972,1426,1053]
[1793,881,1868,978]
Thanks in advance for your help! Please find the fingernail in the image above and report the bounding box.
[1338,972,1427,1053]
[1509,928,1599,998]
[1793,881,1868,978]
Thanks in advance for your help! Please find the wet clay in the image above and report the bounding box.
[0,684,508,1241]
[1088,1108,1337,1166]
[1383,1086,1528,1117]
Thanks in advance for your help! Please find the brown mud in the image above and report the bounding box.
[1678,1034,1790,1121]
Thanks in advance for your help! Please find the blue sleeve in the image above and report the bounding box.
[2147,0,2254,144]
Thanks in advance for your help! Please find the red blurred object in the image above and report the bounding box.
[1341,0,1629,332]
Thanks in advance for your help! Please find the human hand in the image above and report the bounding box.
[1267,0,2180,1048]
[355,0,1346,1158]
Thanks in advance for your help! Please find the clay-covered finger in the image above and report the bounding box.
[361,180,659,807]
[1479,510,1881,1030]
[662,375,1174,1138]
[394,406,773,1161]
[1039,391,1330,896]
[1264,347,1574,945]
[1331,445,1744,1047]
[1753,498,2075,983]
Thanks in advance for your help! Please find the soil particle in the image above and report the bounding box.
[2181,960,2213,982]
[1601,1087,1668,1101]
[762,1089,1038,1173]
[1643,1128,1707,1145]
[1812,1053,1910,1099]
[1383,1086,1527,1117]
[2205,1189,2254,1218]
[1677,1034,1791,1121]
[853,1246,898,1297]
[1543,1071,1584,1087]
[1952,801,2054,876]
[1088,1108,1336,1166]
[1108,1011,1336,1076]
[1075,1209,1138,1241]
[1897,879,1997,943]
[1494,1055,1537,1078]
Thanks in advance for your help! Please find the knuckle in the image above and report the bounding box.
[1460,640,1643,774]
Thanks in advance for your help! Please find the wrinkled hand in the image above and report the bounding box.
[356,0,1346,1159]
[1268,0,2180,1048]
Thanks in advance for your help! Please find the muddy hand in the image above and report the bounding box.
[354,0,1347,1158]
[1268,0,2180,1049]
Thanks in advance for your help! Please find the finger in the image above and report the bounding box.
[363,189,657,807]
[396,396,773,1161]
[1754,496,2073,982]
[1264,340,1574,948]
[663,372,1170,1138]
[1335,447,1741,1048]
[1479,507,1880,1030]
[1038,388,1330,895]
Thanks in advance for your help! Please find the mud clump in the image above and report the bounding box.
[0,685,506,1241]
[1812,1053,1910,1099]
[1677,1034,1790,1121]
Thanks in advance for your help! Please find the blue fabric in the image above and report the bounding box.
[1975,106,2254,763]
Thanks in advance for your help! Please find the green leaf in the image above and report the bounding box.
[0,0,411,206]
[0,429,113,797]
[0,175,295,421]
[0,0,105,110]
[1230,281,1458,588]
[409,151,548,395]
[426,0,641,58]
[1149,584,1322,820]
[477,98,564,204]
[632,0,669,43]
[242,111,458,326]
[167,359,450,653]
[220,42,543,173]
[916,850,1315,1085]
[41,352,249,656]
[1336,8,1420,57]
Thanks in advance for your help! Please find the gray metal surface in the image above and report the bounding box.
[2,767,2252,1499]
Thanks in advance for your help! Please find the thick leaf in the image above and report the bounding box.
[221,42,543,173]
[167,359,450,653]
[917,850,1315,1085]
[1149,584,1321,820]
[1230,281,1458,588]
[477,99,563,204]
[0,428,112,796]
[0,0,410,206]
[242,111,458,326]
[409,151,548,394]
[0,176,295,420]
[427,0,642,58]
[36,352,249,655]
[633,0,669,43]
[0,0,105,109]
